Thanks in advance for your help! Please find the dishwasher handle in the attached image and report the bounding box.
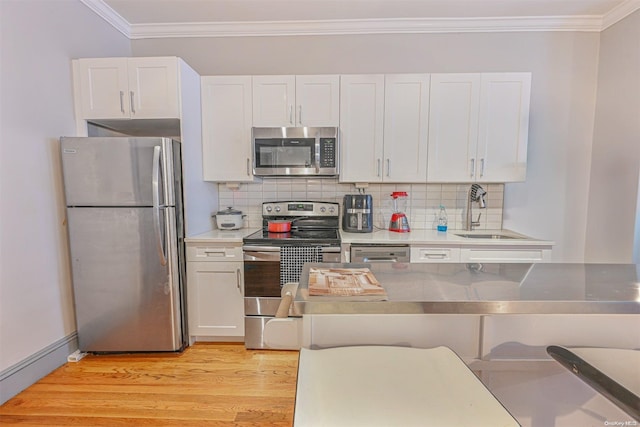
[361,256,403,263]
[351,245,410,263]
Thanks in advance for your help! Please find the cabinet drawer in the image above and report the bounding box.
[460,248,551,263]
[411,247,460,263]
[186,244,243,262]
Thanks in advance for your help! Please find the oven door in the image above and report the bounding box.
[243,247,283,298]
[242,245,340,349]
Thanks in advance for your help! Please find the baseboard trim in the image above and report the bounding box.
[0,332,78,405]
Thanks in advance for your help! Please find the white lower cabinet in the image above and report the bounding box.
[186,244,244,341]
[411,244,552,263]
[459,246,552,263]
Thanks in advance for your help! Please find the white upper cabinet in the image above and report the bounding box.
[382,74,430,182]
[252,75,295,127]
[252,75,339,127]
[428,73,531,182]
[477,73,531,182]
[201,76,253,182]
[339,75,385,183]
[295,75,340,126]
[339,74,429,183]
[427,73,481,182]
[76,57,180,120]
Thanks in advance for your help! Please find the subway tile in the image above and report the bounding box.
[216,179,505,229]
[291,191,307,199]
[291,183,307,192]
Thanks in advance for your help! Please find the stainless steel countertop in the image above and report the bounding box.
[292,263,640,315]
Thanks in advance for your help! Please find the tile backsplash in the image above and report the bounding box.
[217,178,504,231]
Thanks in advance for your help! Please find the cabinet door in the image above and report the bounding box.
[477,73,531,182]
[252,75,296,127]
[295,75,340,126]
[383,74,429,182]
[427,74,481,182]
[339,75,385,183]
[127,57,179,119]
[187,261,245,337]
[78,58,129,119]
[201,76,253,181]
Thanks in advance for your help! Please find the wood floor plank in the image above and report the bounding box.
[0,343,299,426]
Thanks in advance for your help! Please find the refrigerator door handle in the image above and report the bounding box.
[152,146,168,266]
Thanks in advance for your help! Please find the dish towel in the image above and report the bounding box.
[280,246,323,286]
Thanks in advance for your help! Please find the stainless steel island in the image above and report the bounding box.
[293,262,640,315]
[283,262,640,426]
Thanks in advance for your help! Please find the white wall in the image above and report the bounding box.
[585,11,640,263]
[0,0,130,372]
[133,31,601,261]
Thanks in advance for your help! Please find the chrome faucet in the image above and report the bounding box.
[466,184,487,230]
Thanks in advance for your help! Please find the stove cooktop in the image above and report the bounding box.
[243,228,340,247]
[242,201,342,247]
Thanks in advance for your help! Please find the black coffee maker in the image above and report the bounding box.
[342,194,373,233]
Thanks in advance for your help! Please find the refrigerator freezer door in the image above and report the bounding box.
[61,137,175,207]
[67,206,184,352]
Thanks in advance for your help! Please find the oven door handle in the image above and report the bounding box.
[243,250,281,262]
[243,246,341,255]
[243,246,281,253]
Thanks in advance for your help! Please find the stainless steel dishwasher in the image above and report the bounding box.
[350,245,410,263]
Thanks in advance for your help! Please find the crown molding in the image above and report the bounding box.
[602,0,640,29]
[80,0,131,38]
[81,0,638,40]
[129,16,604,39]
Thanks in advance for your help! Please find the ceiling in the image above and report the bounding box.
[83,0,640,38]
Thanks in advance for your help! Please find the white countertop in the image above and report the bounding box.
[185,227,554,247]
[185,228,260,243]
[340,228,554,247]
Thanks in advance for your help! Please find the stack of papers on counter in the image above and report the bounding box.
[307,267,387,300]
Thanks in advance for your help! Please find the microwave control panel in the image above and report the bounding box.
[320,138,336,168]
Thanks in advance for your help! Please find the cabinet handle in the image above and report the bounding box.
[425,253,447,259]
[289,105,293,125]
[203,249,225,255]
[129,91,136,114]
[298,105,302,125]
[119,91,125,114]
[377,159,381,177]
[480,158,485,177]
[386,159,390,177]
[236,269,242,295]
[246,158,250,176]
[470,158,475,178]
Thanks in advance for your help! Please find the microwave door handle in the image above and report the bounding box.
[315,139,321,173]
[152,146,168,266]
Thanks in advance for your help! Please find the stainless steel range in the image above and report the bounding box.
[243,201,341,349]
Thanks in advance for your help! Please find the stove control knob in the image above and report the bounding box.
[329,207,335,213]
[274,205,281,212]
[265,205,272,213]
[320,206,326,213]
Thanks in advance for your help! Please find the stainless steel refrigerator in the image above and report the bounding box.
[60,137,187,352]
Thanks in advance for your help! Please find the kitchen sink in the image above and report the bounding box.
[454,233,522,239]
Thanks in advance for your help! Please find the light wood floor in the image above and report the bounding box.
[0,343,299,426]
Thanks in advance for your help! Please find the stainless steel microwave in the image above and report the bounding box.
[252,127,338,177]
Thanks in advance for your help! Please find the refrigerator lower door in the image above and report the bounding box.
[67,206,184,352]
